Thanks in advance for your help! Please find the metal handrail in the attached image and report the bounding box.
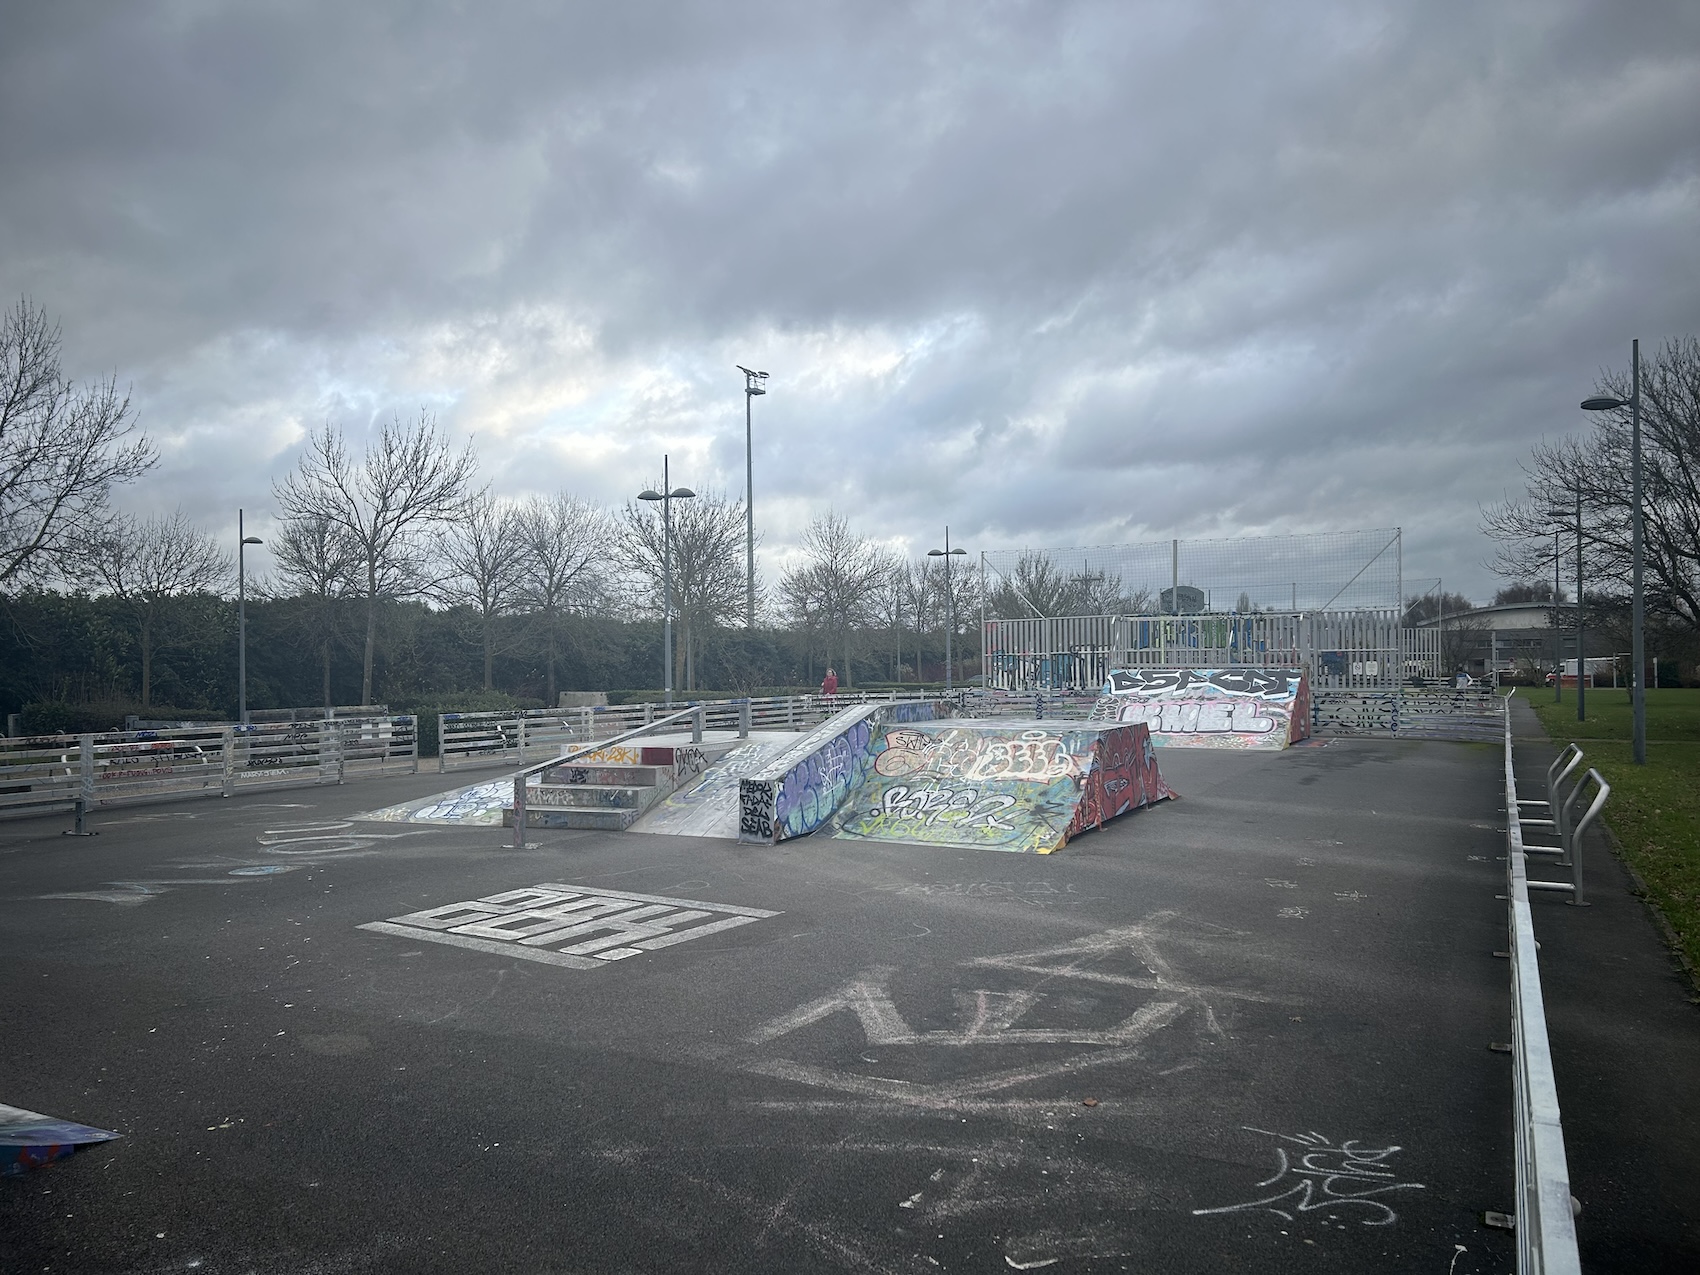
[509,703,706,848]
[1503,717,1582,1273]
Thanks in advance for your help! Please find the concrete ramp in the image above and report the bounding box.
[737,700,951,844]
[1092,667,1312,750]
[630,734,800,837]
[830,719,1172,853]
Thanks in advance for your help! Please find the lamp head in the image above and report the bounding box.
[242,536,263,545]
[671,487,696,499]
[926,549,944,557]
[638,490,664,501]
[1580,396,1627,411]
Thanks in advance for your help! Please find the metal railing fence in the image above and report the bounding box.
[0,716,419,826]
[438,691,970,772]
[1502,707,1583,1274]
[982,611,1445,692]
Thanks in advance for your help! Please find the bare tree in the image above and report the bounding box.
[906,558,942,669]
[514,492,613,705]
[273,414,479,705]
[435,493,524,691]
[620,489,748,692]
[779,513,898,688]
[83,510,230,707]
[1483,335,1700,636]
[267,514,361,708]
[872,560,914,681]
[987,551,1149,619]
[1,299,155,586]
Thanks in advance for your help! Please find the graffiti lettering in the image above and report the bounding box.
[739,779,775,841]
[879,784,1019,832]
[1112,699,1278,734]
[1095,668,1310,751]
[1106,667,1293,698]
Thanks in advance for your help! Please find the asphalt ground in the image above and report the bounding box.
[1,738,1524,1274]
[1508,696,1700,1272]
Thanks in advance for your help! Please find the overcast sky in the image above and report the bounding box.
[3,0,1696,606]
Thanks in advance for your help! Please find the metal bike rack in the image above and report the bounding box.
[1524,768,1610,906]
[1516,743,1583,832]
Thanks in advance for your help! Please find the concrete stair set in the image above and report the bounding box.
[502,742,735,831]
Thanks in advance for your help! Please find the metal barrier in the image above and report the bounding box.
[0,717,419,827]
[1311,688,1504,741]
[1502,712,1583,1273]
[983,610,1446,692]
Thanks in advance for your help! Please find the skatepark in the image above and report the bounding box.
[5,668,1697,1273]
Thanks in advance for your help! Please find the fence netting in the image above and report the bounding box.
[981,528,1403,618]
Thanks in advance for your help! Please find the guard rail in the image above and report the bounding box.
[1502,708,1583,1273]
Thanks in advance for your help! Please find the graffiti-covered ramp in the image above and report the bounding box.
[1093,667,1312,750]
[828,719,1172,854]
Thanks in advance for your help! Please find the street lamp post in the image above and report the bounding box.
[927,529,968,693]
[737,366,767,630]
[237,510,263,725]
[1545,487,1586,722]
[638,456,696,706]
[1581,339,1644,764]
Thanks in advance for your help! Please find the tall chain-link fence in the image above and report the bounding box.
[981,528,1404,618]
[977,529,1455,691]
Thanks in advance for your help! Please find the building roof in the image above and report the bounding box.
[1410,601,1576,631]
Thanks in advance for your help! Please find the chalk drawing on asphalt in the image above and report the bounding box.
[740,910,1295,1108]
[358,883,780,969]
[258,819,429,856]
[1191,1127,1424,1228]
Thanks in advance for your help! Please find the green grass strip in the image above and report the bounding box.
[1527,690,1700,982]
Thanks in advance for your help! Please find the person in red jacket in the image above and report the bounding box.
[821,667,839,698]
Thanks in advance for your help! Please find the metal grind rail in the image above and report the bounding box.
[508,702,714,850]
[1502,708,1583,1273]
[439,692,949,772]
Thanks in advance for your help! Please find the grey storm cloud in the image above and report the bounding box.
[2,0,1697,599]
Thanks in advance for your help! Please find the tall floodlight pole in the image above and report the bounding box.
[927,530,968,693]
[1552,528,1563,704]
[737,366,768,629]
[638,457,697,707]
[1581,339,1644,763]
[237,510,263,725]
[1546,489,1587,721]
[1577,483,1586,722]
